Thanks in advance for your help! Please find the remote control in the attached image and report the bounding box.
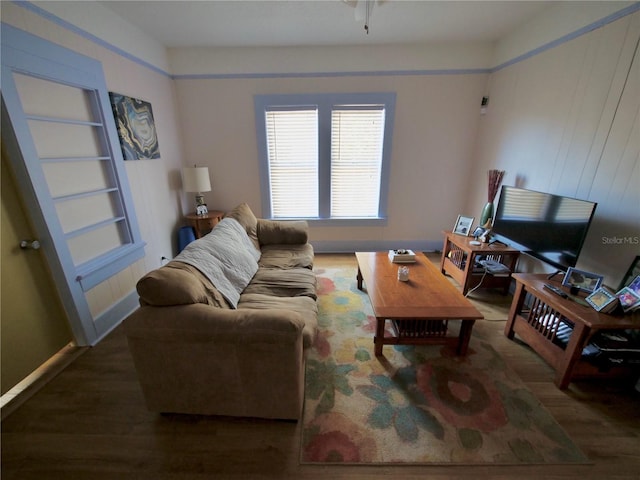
[544,283,568,298]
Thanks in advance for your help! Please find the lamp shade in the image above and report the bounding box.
[182,166,211,193]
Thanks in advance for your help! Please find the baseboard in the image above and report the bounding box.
[311,239,442,254]
[1,343,87,420]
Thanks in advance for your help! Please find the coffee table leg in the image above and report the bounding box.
[357,267,363,290]
[457,319,476,355]
[374,317,385,356]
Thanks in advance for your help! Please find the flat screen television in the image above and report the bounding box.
[491,186,597,271]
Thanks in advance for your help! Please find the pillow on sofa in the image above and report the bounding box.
[258,219,308,245]
[137,262,229,308]
[226,203,260,251]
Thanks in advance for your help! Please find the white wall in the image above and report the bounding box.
[470,9,640,288]
[174,72,486,251]
[167,17,496,253]
[168,43,494,76]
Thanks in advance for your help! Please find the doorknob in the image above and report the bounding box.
[20,239,41,250]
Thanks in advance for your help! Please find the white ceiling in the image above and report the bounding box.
[99,1,552,48]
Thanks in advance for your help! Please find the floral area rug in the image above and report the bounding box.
[300,266,589,465]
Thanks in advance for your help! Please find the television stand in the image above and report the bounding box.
[505,273,640,389]
[440,231,520,296]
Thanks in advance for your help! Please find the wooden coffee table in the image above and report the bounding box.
[356,252,484,356]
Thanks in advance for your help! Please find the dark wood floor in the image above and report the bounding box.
[2,253,639,479]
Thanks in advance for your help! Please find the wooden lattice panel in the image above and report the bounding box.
[446,244,466,269]
[392,319,449,338]
[524,294,573,345]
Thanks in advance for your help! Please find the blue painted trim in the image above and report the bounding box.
[311,239,443,254]
[76,242,146,291]
[92,290,140,346]
[174,68,491,80]
[492,2,640,72]
[9,1,171,77]
[310,218,389,227]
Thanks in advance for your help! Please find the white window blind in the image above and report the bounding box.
[331,107,385,217]
[255,92,396,222]
[265,108,319,218]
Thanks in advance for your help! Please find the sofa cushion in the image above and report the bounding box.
[238,293,318,348]
[226,203,260,251]
[258,219,308,245]
[242,267,317,300]
[259,244,314,270]
[137,262,229,308]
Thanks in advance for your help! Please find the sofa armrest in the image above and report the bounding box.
[257,219,308,245]
[124,303,305,345]
[123,303,308,419]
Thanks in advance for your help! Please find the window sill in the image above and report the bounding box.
[271,217,388,227]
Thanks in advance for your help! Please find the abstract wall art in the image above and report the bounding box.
[109,92,160,160]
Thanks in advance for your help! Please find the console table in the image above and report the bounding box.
[440,231,520,295]
[505,273,640,389]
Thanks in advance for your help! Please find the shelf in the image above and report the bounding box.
[440,231,520,295]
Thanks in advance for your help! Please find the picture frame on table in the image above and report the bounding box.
[618,255,640,291]
[616,275,640,312]
[472,226,486,239]
[453,215,474,236]
[196,204,209,216]
[585,287,618,313]
[616,286,640,312]
[562,267,603,293]
[626,274,640,295]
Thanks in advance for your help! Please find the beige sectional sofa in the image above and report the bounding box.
[124,203,318,420]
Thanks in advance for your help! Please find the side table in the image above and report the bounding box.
[505,273,640,388]
[184,210,225,238]
[440,231,520,295]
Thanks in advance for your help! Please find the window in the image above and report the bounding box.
[255,93,396,223]
[265,108,319,218]
[331,107,385,218]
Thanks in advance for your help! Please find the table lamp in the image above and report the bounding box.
[182,166,211,215]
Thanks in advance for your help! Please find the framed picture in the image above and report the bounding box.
[616,285,640,313]
[585,287,618,313]
[472,226,486,238]
[195,204,209,216]
[618,255,640,290]
[108,92,161,160]
[453,215,474,236]
[627,274,640,295]
[562,267,603,293]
